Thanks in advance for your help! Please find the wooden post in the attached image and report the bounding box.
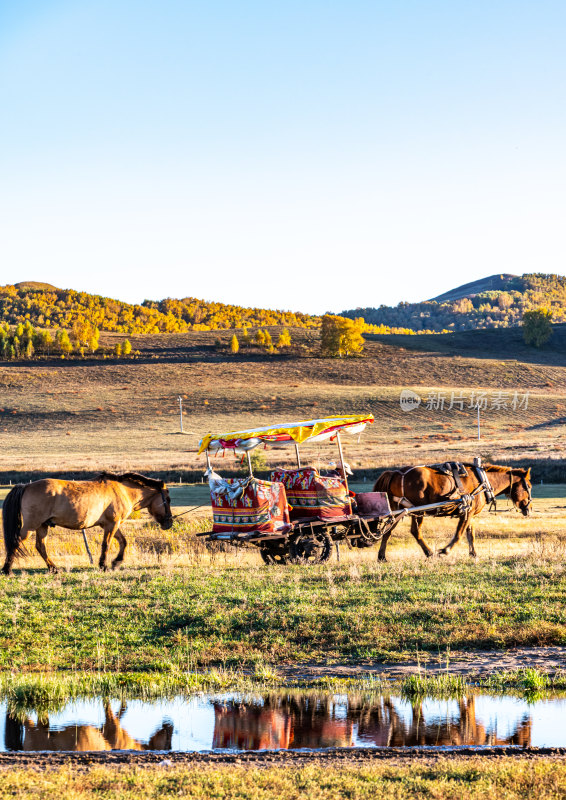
[205,450,211,471]
[477,404,481,441]
[178,396,184,433]
[294,442,301,469]
[336,432,352,514]
[246,450,253,477]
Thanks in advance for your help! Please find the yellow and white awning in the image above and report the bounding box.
[198,414,374,454]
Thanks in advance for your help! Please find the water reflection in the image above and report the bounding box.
[2,692,563,752]
[212,695,532,750]
[5,701,173,752]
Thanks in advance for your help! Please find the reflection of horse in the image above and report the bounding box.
[212,703,292,750]
[2,472,173,574]
[355,696,532,747]
[4,702,173,751]
[212,696,353,750]
[212,694,532,751]
[374,463,532,560]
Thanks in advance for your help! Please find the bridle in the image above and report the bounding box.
[505,470,532,512]
[153,488,174,524]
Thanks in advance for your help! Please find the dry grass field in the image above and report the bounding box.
[0,325,564,479]
[1,757,565,800]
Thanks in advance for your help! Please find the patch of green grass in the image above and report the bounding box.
[400,672,468,699]
[0,759,565,800]
[0,557,564,671]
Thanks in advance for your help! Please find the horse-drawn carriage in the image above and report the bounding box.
[196,414,499,565]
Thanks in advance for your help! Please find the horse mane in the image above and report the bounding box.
[97,471,165,491]
[479,463,530,476]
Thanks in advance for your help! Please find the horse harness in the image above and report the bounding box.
[392,460,497,516]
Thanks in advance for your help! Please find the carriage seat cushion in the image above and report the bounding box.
[211,478,290,534]
[270,468,350,520]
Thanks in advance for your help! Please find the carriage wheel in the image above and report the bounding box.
[289,530,332,565]
[259,543,289,565]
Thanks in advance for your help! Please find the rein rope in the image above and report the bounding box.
[171,501,211,519]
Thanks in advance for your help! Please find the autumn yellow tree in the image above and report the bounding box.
[56,329,73,355]
[230,333,239,354]
[320,315,364,357]
[277,328,291,347]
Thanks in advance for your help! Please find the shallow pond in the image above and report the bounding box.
[3,692,565,752]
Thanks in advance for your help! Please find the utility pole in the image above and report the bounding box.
[178,395,184,433]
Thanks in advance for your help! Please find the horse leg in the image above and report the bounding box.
[2,528,32,576]
[466,520,477,558]
[438,515,470,556]
[377,517,403,562]
[111,530,127,570]
[35,525,58,574]
[410,514,434,558]
[99,523,119,571]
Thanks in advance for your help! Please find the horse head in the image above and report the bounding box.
[509,468,532,517]
[148,485,174,530]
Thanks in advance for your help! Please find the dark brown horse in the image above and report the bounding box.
[2,472,173,575]
[374,463,532,561]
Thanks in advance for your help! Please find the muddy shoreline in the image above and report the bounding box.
[276,646,566,682]
[0,747,564,770]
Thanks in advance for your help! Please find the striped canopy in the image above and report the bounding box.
[198,414,374,454]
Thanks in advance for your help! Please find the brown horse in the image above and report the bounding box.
[2,472,173,575]
[374,463,532,561]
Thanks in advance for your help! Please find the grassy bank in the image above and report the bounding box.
[0,550,564,671]
[0,758,565,799]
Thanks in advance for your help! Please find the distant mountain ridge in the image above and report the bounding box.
[3,272,565,335]
[341,272,566,332]
[430,274,519,303]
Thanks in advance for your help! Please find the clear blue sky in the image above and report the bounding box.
[1,1,565,313]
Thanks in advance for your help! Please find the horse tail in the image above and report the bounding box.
[2,484,28,560]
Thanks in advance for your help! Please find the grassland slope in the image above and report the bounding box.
[342,272,566,331]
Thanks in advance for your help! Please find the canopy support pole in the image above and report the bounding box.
[294,443,301,469]
[205,451,211,471]
[336,432,352,514]
[246,451,253,477]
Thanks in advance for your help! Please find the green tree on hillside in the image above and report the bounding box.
[523,307,553,347]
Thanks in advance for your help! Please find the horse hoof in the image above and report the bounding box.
[437,548,448,556]
[377,557,388,563]
[99,565,108,572]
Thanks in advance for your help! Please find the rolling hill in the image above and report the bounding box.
[2,271,566,337]
[341,273,566,332]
